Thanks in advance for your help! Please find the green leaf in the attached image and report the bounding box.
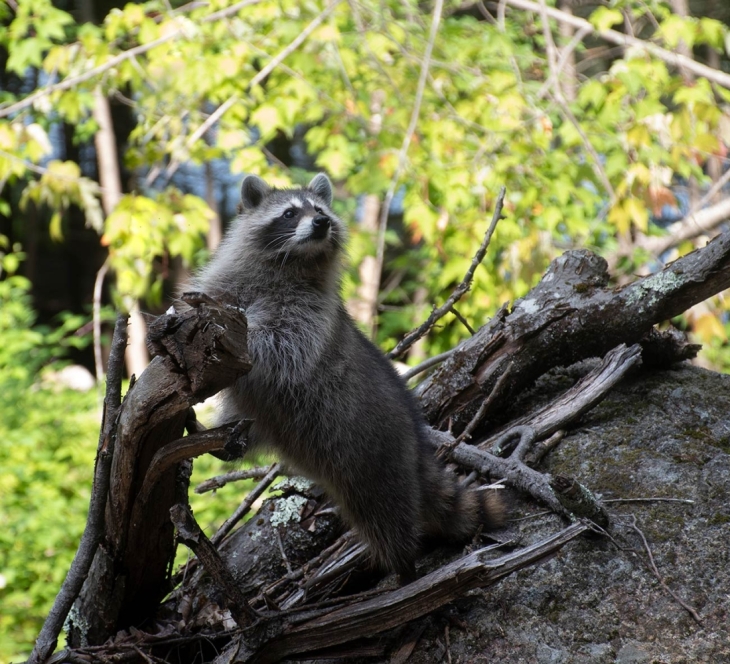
[590,7,623,32]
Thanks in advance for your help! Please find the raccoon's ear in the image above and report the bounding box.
[240,175,271,210]
[308,173,333,206]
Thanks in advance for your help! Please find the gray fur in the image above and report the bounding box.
[193,174,503,574]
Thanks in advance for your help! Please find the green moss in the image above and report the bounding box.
[708,513,730,526]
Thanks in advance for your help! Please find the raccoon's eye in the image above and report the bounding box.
[282,208,298,219]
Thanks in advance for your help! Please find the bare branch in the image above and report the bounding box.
[387,186,505,359]
[195,466,274,494]
[638,196,730,256]
[627,516,702,624]
[28,316,128,664]
[250,0,342,89]
[211,463,282,547]
[171,504,258,625]
[536,0,615,200]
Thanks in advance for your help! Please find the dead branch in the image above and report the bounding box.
[68,296,251,646]
[211,463,282,546]
[170,504,258,626]
[626,516,703,625]
[195,466,273,494]
[388,187,506,360]
[419,232,730,432]
[246,523,589,663]
[136,423,248,508]
[503,0,730,90]
[29,315,128,664]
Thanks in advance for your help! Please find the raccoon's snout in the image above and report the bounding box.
[311,215,331,239]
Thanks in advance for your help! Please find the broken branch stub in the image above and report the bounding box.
[70,296,251,645]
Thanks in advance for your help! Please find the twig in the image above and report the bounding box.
[161,0,342,182]
[450,306,475,335]
[250,0,342,89]
[536,25,592,100]
[373,0,444,334]
[604,497,695,505]
[211,463,281,546]
[452,360,514,446]
[92,257,110,387]
[400,349,454,382]
[627,516,703,624]
[28,315,128,664]
[0,0,265,119]
[536,0,615,201]
[275,530,294,576]
[195,466,273,494]
[170,504,258,625]
[387,186,506,360]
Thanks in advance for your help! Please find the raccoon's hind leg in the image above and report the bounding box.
[335,469,422,578]
[418,447,506,543]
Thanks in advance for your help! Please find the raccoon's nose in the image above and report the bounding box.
[311,215,331,239]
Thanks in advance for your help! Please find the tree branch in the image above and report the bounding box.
[28,315,128,664]
[0,0,264,119]
[249,523,589,663]
[388,186,505,359]
[504,0,730,89]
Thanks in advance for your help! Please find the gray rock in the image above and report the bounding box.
[407,365,730,663]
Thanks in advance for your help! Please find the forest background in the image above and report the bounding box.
[1,0,730,660]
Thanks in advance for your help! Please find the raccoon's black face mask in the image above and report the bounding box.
[238,174,345,261]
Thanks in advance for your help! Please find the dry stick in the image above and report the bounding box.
[400,349,455,382]
[28,315,128,664]
[451,361,514,447]
[195,466,273,494]
[604,498,695,505]
[373,0,444,334]
[537,0,615,201]
[211,463,281,547]
[450,306,476,335]
[627,516,703,624]
[170,504,258,626]
[434,344,643,519]
[388,186,506,360]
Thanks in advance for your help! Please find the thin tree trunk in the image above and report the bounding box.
[92,87,150,377]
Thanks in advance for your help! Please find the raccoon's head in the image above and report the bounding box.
[237,173,345,262]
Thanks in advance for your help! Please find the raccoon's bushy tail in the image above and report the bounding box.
[419,452,506,542]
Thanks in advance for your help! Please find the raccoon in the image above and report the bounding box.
[193,173,504,576]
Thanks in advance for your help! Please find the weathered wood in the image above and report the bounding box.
[31,315,128,663]
[246,523,589,664]
[418,232,730,432]
[70,298,251,643]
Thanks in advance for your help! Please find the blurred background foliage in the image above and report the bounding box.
[2,0,730,659]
